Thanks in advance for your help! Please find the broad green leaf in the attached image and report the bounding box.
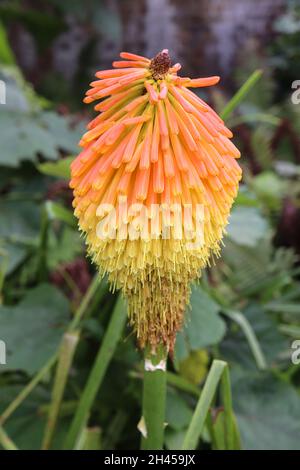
[165,429,187,451]
[40,112,83,153]
[175,286,226,362]
[0,284,70,374]
[45,201,76,226]
[0,243,27,276]
[38,156,74,180]
[0,111,81,167]
[234,186,260,207]
[166,389,193,431]
[0,70,83,167]
[0,66,47,111]
[251,171,284,210]
[222,240,292,299]
[226,207,269,247]
[221,304,288,369]
[0,111,57,165]
[0,200,40,241]
[232,371,300,450]
[0,200,40,274]
[48,227,83,271]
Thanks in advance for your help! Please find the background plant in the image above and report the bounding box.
[0,1,300,451]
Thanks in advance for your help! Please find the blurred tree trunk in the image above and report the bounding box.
[169,0,285,78]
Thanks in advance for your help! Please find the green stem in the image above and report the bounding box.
[182,360,226,450]
[74,427,102,450]
[220,69,263,121]
[0,426,18,450]
[63,295,126,449]
[141,347,167,450]
[220,366,235,450]
[69,275,103,330]
[42,331,80,450]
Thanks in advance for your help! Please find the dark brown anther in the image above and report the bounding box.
[150,49,172,80]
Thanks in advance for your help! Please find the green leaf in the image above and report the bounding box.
[45,201,75,227]
[221,304,287,369]
[165,429,187,451]
[265,301,300,315]
[0,200,40,274]
[226,207,269,247]
[182,360,228,450]
[40,112,83,154]
[48,227,83,271]
[250,129,273,171]
[232,372,300,450]
[222,239,292,299]
[234,186,260,207]
[0,65,47,111]
[38,156,73,180]
[0,111,56,166]
[0,243,27,276]
[175,286,226,362]
[0,284,70,374]
[0,200,40,242]
[251,171,284,210]
[166,390,193,431]
[0,74,82,167]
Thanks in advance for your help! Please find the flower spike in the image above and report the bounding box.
[71,50,242,352]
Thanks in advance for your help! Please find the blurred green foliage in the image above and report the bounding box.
[0,2,300,451]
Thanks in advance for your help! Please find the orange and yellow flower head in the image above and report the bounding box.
[70,50,242,351]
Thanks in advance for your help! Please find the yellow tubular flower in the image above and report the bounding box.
[70,50,242,352]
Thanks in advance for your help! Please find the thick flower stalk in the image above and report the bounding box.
[70,50,242,352]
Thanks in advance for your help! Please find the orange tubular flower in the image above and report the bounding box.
[70,50,242,352]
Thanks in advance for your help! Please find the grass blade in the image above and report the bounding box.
[75,427,102,450]
[182,360,226,450]
[63,295,126,449]
[0,426,18,450]
[220,366,241,449]
[223,309,267,370]
[42,331,80,449]
[220,69,263,121]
